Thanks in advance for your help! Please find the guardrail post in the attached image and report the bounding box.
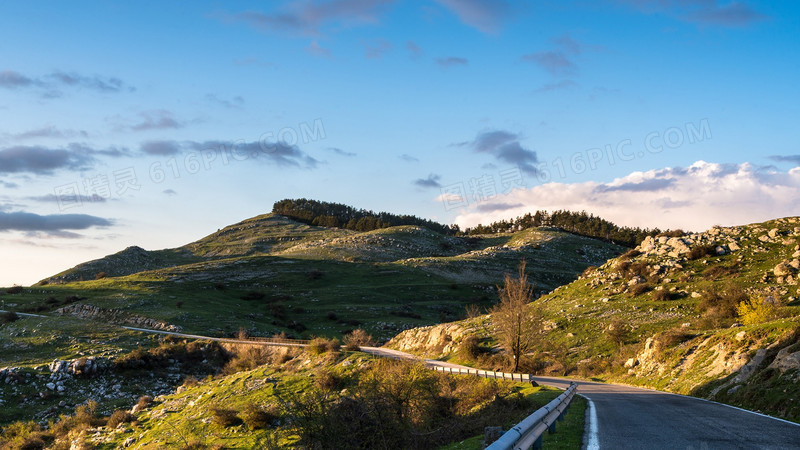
[548,421,557,434]
[533,434,543,449]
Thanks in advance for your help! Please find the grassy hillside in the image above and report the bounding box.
[3,214,621,351]
[389,217,800,421]
[0,342,579,449]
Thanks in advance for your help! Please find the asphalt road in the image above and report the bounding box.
[532,375,800,450]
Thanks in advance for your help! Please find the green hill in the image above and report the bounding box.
[4,208,622,356]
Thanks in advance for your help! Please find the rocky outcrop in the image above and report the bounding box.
[768,346,800,373]
[55,303,182,332]
[49,356,109,378]
[385,320,482,357]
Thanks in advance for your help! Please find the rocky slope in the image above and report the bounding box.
[387,217,800,421]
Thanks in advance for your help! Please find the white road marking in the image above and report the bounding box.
[584,395,600,450]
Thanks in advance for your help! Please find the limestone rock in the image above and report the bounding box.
[768,347,800,372]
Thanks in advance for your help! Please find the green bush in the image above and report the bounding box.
[307,337,340,355]
[688,244,716,260]
[210,407,242,428]
[107,409,136,429]
[630,283,651,296]
[1,311,20,323]
[5,285,23,294]
[343,329,374,351]
[241,404,278,430]
[652,289,672,301]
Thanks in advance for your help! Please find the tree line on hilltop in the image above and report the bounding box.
[463,210,660,247]
[273,199,658,247]
[272,198,459,235]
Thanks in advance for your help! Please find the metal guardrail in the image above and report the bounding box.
[487,382,578,450]
[430,365,535,383]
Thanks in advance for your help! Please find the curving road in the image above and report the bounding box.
[41,322,800,449]
[532,375,800,450]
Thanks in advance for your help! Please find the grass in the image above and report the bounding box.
[2,216,618,345]
[82,353,569,450]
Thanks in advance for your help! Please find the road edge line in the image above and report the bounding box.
[581,394,599,450]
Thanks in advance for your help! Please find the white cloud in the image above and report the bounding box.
[452,161,800,232]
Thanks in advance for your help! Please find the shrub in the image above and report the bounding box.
[223,346,271,374]
[241,404,277,430]
[240,291,266,301]
[343,329,374,351]
[314,369,342,391]
[307,269,324,280]
[737,297,780,325]
[630,283,651,296]
[652,289,672,301]
[703,262,739,280]
[107,410,136,429]
[580,266,597,278]
[688,244,716,260]
[74,400,105,428]
[288,321,307,333]
[697,284,746,325]
[5,285,23,294]
[606,319,630,346]
[620,249,641,260]
[326,311,338,321]
[210,407,242,428]
[307,337,340,355]
[136,395,153,410]
[659,229,685,238]
[457,335,483,361]
[658,328,694,348]
[176,301,184,309]
[1,310,20,323]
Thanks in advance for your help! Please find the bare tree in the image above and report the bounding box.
[491,260,541,372]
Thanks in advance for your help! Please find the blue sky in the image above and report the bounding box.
[1,0,799,286]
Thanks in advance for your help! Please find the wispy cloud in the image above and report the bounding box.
[436,56,468,68]
[130,110,184,131]
[413,173,442,188]
[138,139,321,169]
[522,51,577,76]
[399,154,419,162]
[457,130,539,175]
[434,0,514,34]
[306,40,332,58]
[328,147,357,157]
[4,125,88,141]
[406,40,424,59]
[0,69,132,96]
[768,155,800,165]
[206,93,245,109]
[0,144,129,175]
[617,0,768,27]
[27,193,108,204]
[140,140,182,156]
[534,79,578,93]
[223,0,394,36]
[364,38,393,59]
[0,209,113,236]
